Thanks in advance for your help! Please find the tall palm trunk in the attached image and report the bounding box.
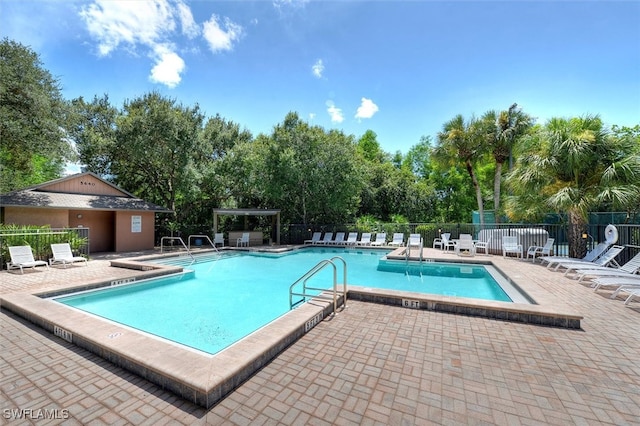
[493,161,503,223]
[567,210,587,259]
[466,159,484,226]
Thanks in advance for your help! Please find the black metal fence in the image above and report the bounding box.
[285,223,640,264]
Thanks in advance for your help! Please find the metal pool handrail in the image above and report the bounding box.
[187,234,219,254]
[160,236,194,261]
[289,256,348,314]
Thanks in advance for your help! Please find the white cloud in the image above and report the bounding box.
[326,101,344,123]
[79,0,243,88]
[80,0,176,56]
[150,45,185,88]
[309,113,316,121]
[176,1,199,39]
[312,59,324,79]
[202,15,243,53]
[355,98,379,120]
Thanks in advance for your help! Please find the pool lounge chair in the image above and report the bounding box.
[304,232,322,245]
[553,245,625,276]
[526,238,555,263]
[539,241,609,269]
[502,236,523,258]
[7,245,49,274]
[356,233,371,246]
[329,232,346,245]
[213,233,225,247]
[345,232,358,245]
[474,236,492,255]
[455,234,476,257]
[591,276,640,293]
[388,233,405,247]
[50,243,87,268]
[571,252,640,283]
[370,232,386,246]
[236,232,250,247]
[316,232,333,245]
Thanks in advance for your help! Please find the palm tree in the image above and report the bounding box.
[482,104,532,222]
[505,115,640,258]
[434,115,486,225]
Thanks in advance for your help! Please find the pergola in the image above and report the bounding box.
[212,208,281,245]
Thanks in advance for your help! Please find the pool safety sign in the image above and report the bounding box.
[131,215,142,233]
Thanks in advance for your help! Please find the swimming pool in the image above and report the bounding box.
[55,248,517,355]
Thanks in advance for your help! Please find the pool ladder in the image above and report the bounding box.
[289,256,347,315]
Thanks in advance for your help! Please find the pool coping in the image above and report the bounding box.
[0,248,583,408]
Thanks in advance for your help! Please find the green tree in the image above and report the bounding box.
[481,104,532,222]
[255,112,362,224]
[505,116,640,257]
[0,38,72,191]
[434,115,486,225]
[111,92,205,222]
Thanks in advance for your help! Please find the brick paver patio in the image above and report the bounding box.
[1,249,639,425]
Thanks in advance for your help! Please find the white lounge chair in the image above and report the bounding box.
[304,232,321,245]
[329,232,346,245]
[7,245,49,274]
[356,233,371,246]
[236,232,250,247]
[553,245,625,276]
[571,252,640,283]
[474,236,492,255]
[539,242,610,269]
[213,233,225,247]
[502,236,523,258]
[316,232,333,245]
[50,243,87,268]
[345,232,358,245]
[526,238,554,263]
[388,233,405,247]
[370,232,386,246]
[455,234,476,257]
[592,276,640,293]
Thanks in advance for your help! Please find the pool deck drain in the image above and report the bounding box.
[2,246,639,424]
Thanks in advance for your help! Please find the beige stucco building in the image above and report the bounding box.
[0,172,171,253]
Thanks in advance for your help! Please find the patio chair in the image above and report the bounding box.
[502,236,523,258]
[316,232,333,245]
[553,245,625,275]
[356,233,372,246]
[329,232,346,245]
[455,234,476,257]
[388,233,405,247]
[474,236,492,255]
[236,232,250,247]
[370,232,386,246]
[213,233,225,247]
[433,232,450,249]
[526,238,555,263]
[304,232,321,245]
[7,245,49,274]
[571,251,640,283]
[539,241,610,269]
[592,276,640,293]
[345,232,359,245]
[50,243,87,268]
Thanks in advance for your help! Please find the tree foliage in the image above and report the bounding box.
[0,38,72,191]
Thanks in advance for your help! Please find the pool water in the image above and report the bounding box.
[56,247,511,354]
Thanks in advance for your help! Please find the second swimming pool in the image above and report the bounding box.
[55,248,523,355]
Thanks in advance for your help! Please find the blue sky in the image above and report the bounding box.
[2,0,639,155]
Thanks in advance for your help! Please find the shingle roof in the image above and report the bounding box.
[0,172,172,212]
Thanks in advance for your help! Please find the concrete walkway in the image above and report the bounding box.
[1,249,639,425]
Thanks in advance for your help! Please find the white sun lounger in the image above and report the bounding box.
[50,243,87,268]
[388,233,404,247]
[539,241,609,269]
[7,245,49,274]
[370,232,386,246]
[345,232,358,245]
[316,232,333,245]
[591,276,640,293]
[551,245,625,275]
[304,232,322,245]
[571,252,640,282]
[329,232,346,245]
[356,233,371,246]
